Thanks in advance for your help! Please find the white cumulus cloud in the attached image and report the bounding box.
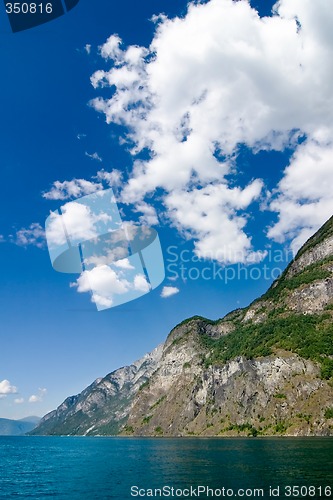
[73,265,131,308]
[13,223,45,248]
[268,140,333,253]
[72,265,151,309]
[96,169,123,188]
[161,286,180,298]
[89,0,333,261]
[43,179,103,200]
[114,258,135,270]
[133,274,150,293]
[135,202,159,226]
[0,379,17,398]
[46,202,111,247]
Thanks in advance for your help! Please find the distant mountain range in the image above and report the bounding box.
[0,416,40,436]
[32,216,333,437]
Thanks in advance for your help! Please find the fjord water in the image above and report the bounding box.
[0,437,332,499]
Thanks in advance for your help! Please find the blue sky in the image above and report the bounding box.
[1,0,333,419]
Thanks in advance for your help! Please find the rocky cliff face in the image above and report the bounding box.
[124,216,333,437]
[125,342,332,436]
[32,216,333,437]
[31,345,163,436]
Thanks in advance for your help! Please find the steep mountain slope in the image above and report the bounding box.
[124,216,333,436]
[33,216,333,436]
[31,345,163,436]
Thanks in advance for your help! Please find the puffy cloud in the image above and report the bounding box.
[84,44,91,55]
[161,286,180,298]
[99,34,122,60]
[165,181,265,263]
[14,398,24,404]
[0,379,18,398]
[46,202,111,247]
[89,0,333,261]
[43,179,103,200]
[96,169,123,187]
[133,274,150,293]
[43,171,122,208]
[76,265,129,295]
[29,388,47,404]
[72,265,151,309]
[114,258,135,270]
[268,140,333,253]
[73,265,130,309]
[135,202,159,226]
[13,223,45,248]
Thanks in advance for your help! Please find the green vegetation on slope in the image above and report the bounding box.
[262,256,333,302]
[201,312,333,379]
[197,221,333,377]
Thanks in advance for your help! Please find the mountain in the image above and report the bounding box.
[19,416,41,425]
[0,417,40,436]
[30,345,163,436]
[32,216,333,436]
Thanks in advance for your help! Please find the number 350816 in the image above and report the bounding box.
[5,3,53,14]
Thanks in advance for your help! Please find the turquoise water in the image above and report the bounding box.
[0,437,332,499]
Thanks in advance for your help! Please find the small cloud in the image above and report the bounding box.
[96,169,122,187]
[72,263,153,310]
[14,398,24,404]
[161,286,180,298]
[13,223,45,249]
[0,235,5,243]
[85,152,103,162]
[28,395,40,403]
[29,388,47,404]
[114,258,135,270]
[98,35,122,60]
[77,133,87,140]
[43,179,103,200]
[46,202,112,247]
[0,379,18,397]
[84,44,91,55]
[135,202,159,226]
[133,274,150,293]
[73,265,130,308]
